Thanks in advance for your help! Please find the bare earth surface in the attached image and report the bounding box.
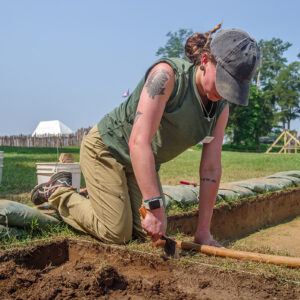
[0,239,299,300]
[233,217,300,257]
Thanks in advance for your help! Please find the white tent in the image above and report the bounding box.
[32,120,74,137]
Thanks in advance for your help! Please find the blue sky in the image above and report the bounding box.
[0,0,299,135]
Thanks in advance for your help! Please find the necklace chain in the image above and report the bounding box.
[200,97,214,122]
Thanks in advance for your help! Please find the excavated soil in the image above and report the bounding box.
[168,186,300,240]
[0,239,299,300]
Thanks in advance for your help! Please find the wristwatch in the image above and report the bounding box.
[144,197,163,210]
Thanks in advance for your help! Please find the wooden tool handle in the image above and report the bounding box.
[153,240,300,268]
[139,206,147,219]
[200,244,300,268]
[152,239,166,248]
[179,241,300,268]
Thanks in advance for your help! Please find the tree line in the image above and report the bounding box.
[156,29,300,151]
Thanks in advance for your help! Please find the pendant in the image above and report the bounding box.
[207,116,211,122]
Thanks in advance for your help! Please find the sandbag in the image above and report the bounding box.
[163,183,252,206]
[271,170,300,179]
[217,189,239,201]
[163,185,198,205]
[163,171,299,209]
[0,200,59,228]
[266,174,300,185]
[0,224,26,238]
[234,180,267,193]
[219,183,256,198]
[215,194,224,204]
[261,178,293,191]
[162,194,173,209]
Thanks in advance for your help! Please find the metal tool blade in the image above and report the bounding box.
[162,235,179,259]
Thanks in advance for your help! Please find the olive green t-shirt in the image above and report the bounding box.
[98,57,227,171]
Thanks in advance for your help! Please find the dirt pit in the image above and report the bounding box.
[0,239,299,300]
[233,216,300,257]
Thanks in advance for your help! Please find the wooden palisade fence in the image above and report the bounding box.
[0,127,92,147]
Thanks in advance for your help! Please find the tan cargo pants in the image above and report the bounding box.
[48,125,165,244]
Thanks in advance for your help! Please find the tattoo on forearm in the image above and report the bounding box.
[134,111,143,124]
[145,69,171,99]
[200,177,217,183]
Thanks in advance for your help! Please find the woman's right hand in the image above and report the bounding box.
[142,206,166,242]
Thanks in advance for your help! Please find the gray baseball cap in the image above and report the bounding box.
[211,29,260,106]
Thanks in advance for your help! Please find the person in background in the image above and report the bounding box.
[31,24,260,246]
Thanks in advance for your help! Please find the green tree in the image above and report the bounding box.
[156,29,194,58]
[226,86,274,151]
[273,61,300,130]
[255,38,292,92]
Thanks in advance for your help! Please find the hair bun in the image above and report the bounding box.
[185,23,222,65]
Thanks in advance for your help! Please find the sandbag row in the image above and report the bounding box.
[162,170,300,209]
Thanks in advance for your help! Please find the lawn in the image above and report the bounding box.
[0,146,81,200]
[159,148,300,184]
[1,145,300,200]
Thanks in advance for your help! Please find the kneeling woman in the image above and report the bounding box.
[31,24,260,246]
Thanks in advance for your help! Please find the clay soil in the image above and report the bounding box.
[233,216,300,256]
[0,239,299,300]
[168,186,300,241]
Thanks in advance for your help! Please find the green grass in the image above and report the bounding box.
[1,145,299,200]
[0,146,81,200]
[160,148,300,185]
[0,220,79,250]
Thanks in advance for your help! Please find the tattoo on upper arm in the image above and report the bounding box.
[200,177,217,183]
[134,111,143,124]
[145,69,171,99]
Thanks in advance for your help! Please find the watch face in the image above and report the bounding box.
[149,199,161,210]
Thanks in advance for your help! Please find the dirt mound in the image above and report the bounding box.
[35,263,128,299]
[0,239,299,299]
